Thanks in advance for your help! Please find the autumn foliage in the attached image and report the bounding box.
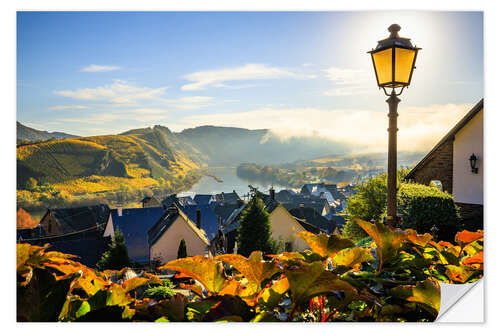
[17,220,483,322]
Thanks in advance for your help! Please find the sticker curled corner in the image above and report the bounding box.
[436,278,484,322]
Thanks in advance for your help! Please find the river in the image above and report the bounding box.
[178,167,289,198]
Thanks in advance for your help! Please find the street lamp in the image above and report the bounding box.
[368,24,420,227]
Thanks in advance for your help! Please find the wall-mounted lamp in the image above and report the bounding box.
[469,154,479,174]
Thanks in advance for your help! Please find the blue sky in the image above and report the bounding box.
[17,11,483,152]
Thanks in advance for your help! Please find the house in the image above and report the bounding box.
[405,99,483,229]
[110,207,165,264]
[300,183,335,204]
[140,196,161,208]
[282,197,331,216]
[148,204,211,265]
[215,190,241,205]
[288,206,335,234]
[193,194,216,205]
[17,225,45,242]
[39,204,114,237]
[178,203,221,241]
[222,191,313,254]
[20,228,111,268]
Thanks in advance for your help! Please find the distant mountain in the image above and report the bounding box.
[17,122,78,141]
[177,125,355,166]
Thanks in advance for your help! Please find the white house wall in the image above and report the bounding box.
[269,206,308,251]
[150,216,208,265]
[453,109,483,204]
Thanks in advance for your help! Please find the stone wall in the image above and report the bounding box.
[407,139,454,194]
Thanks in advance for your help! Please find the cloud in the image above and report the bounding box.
[81,64,121,72]
[48,105,88,111]
[323,67,374,96]
[173,103,473,152]
[54,80,168,104]
[181,63,316,91]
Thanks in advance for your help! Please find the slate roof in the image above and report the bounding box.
[161,194,180,208]
[215,191,241,204]
[294,218,321,234]
[406,98,484,181]
[193,194,216,205]
[221,204,248,235]
[214,202,241,223]
[275,189,296,202]
[178,203,220,240]
[148,204,209,247]
[21,229,111,268]
[42,204,110,234]
[282,197,329,216]
[288,207,334,234]
[111,207,165,264]
[17,225,45,241]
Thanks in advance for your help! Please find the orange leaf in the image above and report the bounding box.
[455,230,483,247]
[216,252,280,295]
[406,229,433,247]
[462,252,484,266]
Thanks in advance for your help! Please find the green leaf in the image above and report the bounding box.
[216,251,279,295]
[298,231,355,258]
[284,261,356,306]
[389,280,440,315]
[354,218,407,268]
[257,276,289,309]
[160,256,228,294]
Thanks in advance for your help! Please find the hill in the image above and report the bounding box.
[17,126,203,195]
[17,122,78,141]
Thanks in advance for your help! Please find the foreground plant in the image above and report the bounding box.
[17,220,483,322]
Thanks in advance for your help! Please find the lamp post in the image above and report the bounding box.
[368,24,420,227]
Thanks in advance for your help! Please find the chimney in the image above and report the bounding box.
[196,209,201,229]
[117,207,123,217]
[299,204,305,218]
[270,187,275,201]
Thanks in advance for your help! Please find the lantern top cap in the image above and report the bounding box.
[369,23,420,53]
[388,24,401,35]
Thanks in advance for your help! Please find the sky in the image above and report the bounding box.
[17,11,483,152]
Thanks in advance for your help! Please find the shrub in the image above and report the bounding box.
[143,285,176,300]
[96,229,131,271]
[397,183,460,241]
[177,239,187,259]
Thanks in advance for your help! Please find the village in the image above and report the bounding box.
[16,182,355,269]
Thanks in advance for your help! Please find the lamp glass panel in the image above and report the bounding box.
[395,47,416,84]
[372,48,393,86]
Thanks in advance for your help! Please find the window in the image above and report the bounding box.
[430,180,443,191]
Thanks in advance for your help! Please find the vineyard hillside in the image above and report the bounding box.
[17,127,202,194]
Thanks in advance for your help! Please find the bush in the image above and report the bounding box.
[96,229,131,271]
[397,183,460,241]
[177,239,187,259]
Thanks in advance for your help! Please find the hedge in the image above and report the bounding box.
[397,183,460,241]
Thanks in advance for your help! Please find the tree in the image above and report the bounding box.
[342,170,410,240]
[236,194,275,257]
[177,239,187,259]
[96,229,131,271]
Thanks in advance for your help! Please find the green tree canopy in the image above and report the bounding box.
[96,229,131,271]
[236,193,275,257]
